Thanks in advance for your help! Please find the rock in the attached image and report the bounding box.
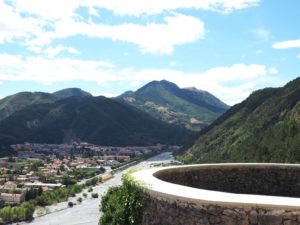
[257,214,282,225]
[283,212,298,221]
[283,220,299,225]
[223,209,236,216]
[209,216,222,224]
[249,210,258,224]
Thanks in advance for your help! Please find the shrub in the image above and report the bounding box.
[68,202,74,207]
[77,197,82,203]
[83,193,87,198]
[100,176,144,225]
[88,187,93,192]
[91,193,98,198]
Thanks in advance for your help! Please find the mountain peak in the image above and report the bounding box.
[184,87,206,93]
[118,80,229,131]
[53,88,92,99]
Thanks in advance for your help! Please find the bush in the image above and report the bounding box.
[91,193,98,198]
[0,201,35,223]
[100,176,144,225]
[77,197,82,203]
[68,202,74,207]
[88,187,93,192]
[83,193,87,198]
[62,176,77,186]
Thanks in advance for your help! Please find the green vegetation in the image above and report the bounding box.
[68,201,74,207]
[85,177,99,187]
[91,193,99,198]
[0,95,194,147]
[100,175,144,225]
[0,88,91,121]
[61,176,77,186]
[117,80,228,130]
[35,184,83,206]
[70,168,105,181]
[0,202,35,224]
[178,78,300,163]
[0,184,83,223]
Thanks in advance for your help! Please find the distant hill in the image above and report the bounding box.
[178,77,300,163]
[117,80,229,131]
[0,96,195,147]
[0,88,91,121]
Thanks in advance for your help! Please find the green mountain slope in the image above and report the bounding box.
[178,77,300,163]
[117,80,229,131]
[0,96,195,146]
[0,88,91,121]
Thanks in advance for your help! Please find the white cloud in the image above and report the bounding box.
[254,28,270,41]
[83,0,260,16]
[273,39,300,49]
[44,45,80,58]
[0,54,116,84]
[0,1,43,44]
[29,13,205,55]
[170,61,176,67]
[268,67,278,75]
[92,92,117,98]
[297,53,300,59]
[0,0,259,55]
[0,54,277,104]
[12,0,79,21]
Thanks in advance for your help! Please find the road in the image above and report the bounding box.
[15,152,174,225]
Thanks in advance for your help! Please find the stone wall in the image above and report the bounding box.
[141,195,300,225]
[154,165,300,197]
[132,164,300,225]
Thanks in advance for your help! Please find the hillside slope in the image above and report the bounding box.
[178,77,300,163]
[0,96,195,146]
[118,80,229,131]
[0,88,91,121]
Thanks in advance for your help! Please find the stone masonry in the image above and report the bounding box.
[141,195,300,225]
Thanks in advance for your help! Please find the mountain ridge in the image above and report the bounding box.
[0,88,92,121]
[117,80,229,131]
[178,77,300,163]
[0,95,195,147]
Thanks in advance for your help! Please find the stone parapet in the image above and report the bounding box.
[132,164,300,225]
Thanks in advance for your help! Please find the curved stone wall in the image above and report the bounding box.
[154,164,300,197]
[132,164,300,225]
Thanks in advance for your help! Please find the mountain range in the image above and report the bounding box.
[178,77,300,163]
[117,80,229,131]
[2,80,231,153]
[0,95,196,148]
[0,88,91,121]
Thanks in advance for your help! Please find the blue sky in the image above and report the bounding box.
[0,0,299,105]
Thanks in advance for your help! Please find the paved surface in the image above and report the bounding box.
[133,163,300,209]
[15,152,174,225]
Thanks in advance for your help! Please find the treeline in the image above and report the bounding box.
[0,184,83,224]
[0,175,105,223]
[0,202,35,224]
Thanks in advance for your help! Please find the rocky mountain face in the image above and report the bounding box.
[117,80,229,131]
